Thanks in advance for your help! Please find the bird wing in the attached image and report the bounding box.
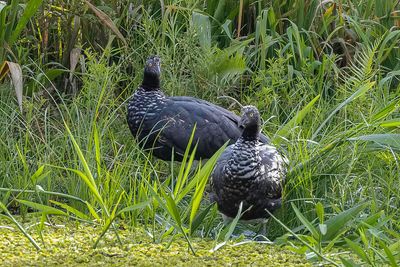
[259,144,287,198]
[155,98,242,158]
[170,96,271,143]
[210,145,234,202]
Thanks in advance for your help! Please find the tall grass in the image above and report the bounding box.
[0,0,400,265]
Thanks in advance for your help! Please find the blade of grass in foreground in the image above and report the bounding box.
[93,199,150,249]
[63,122,122,246]
[143,178,196,255]
[265,208,339,266]
[0,202,41,250]
[189,142,228,231]
[211,202,244,252]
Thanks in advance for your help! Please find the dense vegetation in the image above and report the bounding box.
[1,0,400,265]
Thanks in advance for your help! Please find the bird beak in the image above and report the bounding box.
[238,117,246,128]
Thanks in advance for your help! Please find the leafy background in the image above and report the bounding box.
[1,0,400,265]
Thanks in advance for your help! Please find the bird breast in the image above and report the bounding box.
[127,89,167,134]
[226,140,262,180]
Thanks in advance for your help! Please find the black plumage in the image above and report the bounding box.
[127,56,270,161]
[210,106,287,221]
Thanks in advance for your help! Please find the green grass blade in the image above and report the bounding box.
[93,199,150,249]
[223,202,243,242]
[174,125,197,197]
[371,100,399,121]
[0,202,41,250]
[64,123,105,209]
[313,81,375,139]
[190,203,214,235]
[274,94,320,144]
[379,119,400,128]
[265,209,340,266]
[93,123,101,178]
[49,200,90,220]
[291,202,319,240]
[344,238,372,265]
[85,201,101,221]
[16,199,67,216]
[189,142,227,228]
[118,200,151,215]
[177,142,228,203]
[340,257,361,267]
[380,240,399,267]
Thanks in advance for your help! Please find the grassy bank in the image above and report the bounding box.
[0,218,310,266]
[1,1,400,266]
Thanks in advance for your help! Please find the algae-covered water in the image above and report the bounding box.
[0,219,310,266]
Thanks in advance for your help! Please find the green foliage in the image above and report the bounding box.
[0,0,43,62]
[0,1,400,266]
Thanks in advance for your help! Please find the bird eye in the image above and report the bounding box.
[249,113,254,117]
[148,63,153,67]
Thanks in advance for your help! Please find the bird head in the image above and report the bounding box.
[239,105,261,128]
[144,55,161,76]
[142,55,161,90]
[239,105,261,139]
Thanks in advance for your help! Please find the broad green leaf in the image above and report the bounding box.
[9,0,43,45]
[340,257,361,267]
[344,238,371,264]
[315,202,325,224]
[118,200,150,215]
[50,200,90,220]
[348,134,400,149]
[192,12,211,49]
[16,199,67,216]
[379,119,400,128]
[323,202,368,241]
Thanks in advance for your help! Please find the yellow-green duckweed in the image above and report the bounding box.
[0,220,310,266]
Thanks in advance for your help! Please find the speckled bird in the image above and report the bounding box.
[126,56,271,161]
[210,105,287,223]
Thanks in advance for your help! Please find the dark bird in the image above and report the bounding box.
[127,56,270,161]
[210,105,287,224]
